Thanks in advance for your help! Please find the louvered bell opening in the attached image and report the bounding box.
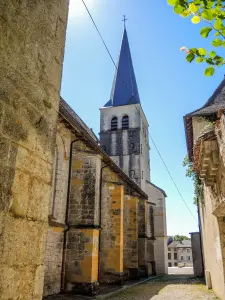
[111,117,118,131]
[122,115,129,129]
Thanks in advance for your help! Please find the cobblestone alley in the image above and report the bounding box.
[45,275,219,300]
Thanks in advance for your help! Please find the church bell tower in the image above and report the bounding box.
[99,27,150,191]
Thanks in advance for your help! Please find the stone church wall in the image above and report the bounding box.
[146,183,168,274]
[123,195,139,278]
[99,168,124,284]
[0,1,69,299]
[43,124,72,296]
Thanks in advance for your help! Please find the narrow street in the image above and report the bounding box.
[106,275,218,300]
[45,275,219,300]
[107,275,218,300]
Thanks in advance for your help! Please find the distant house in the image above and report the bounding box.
[168,240,193,267]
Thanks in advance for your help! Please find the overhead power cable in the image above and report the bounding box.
[81,0,198,223]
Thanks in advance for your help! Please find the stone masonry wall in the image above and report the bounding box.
[138,198,147,276]
[123,195,139,279]
[0,1,69,299]
[66,229,99,295]
[100,167,124,284]
[43,123,71,296]
[43,228,64,296]
[69,141,101,226]
[65,140,101,294]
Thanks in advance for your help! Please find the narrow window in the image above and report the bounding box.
[181,256,183,261]
[142,171,143,179]
[122,115,129,129]
[174,253,177,260]
[168,262,172,267]
[141,144,142,154]
[111,117,118,131]
[168,253,171,260]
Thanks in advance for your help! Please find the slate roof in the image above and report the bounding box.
[60,97,98,141]
[168,241,179,248]
[186,77,225,117]
[184,77,225,159]
[104,28,140,107]
[168,240,191,248]
[176,240,192,248]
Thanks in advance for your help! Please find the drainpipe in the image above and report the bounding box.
[61,138,80,293]
[98,164,108,282]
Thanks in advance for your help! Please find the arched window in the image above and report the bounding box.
[111,117,118,131]
[122,115,129,129]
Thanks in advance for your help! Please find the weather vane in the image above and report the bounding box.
[122,15,127,27]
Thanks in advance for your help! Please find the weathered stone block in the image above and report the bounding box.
[100,176,124,284]
[66,228,99,293]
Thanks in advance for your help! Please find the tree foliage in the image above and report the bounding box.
[173,234,190,241]
[183,155,203,205]
[168,0,225,76]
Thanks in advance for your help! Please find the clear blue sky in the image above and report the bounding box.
[61,0,225,237]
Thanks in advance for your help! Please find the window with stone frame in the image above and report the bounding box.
[174,262,178,266]
[168,262,172,267]
[122,115,129,129]
[168,253,171,260]
[111,116,118,131]
[174,253,177,260]
[181,256,183,261]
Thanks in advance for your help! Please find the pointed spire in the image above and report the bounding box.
[104,27,140,107]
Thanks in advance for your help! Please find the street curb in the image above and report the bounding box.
[95,276,160,299]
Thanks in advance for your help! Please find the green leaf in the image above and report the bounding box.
[198,48,207,56]
[174,4,184,14]
[209,51,216,58]
[192,16,201,24]
[214,19,224,30]
[222,41,225,47]
[212,38,222,46]
[214,31,220,36]
[189,3,198,13]
[181,10,191,18]
[190,48,198,54]
[196,57,203,63]
[206,58,215,65]
[204,66,215,76]
[200,27,212,38]
[201,9,215,21]
[168,0,176,5]
[186,52,195,63]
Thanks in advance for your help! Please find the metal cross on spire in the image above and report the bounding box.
[122,15,127,28]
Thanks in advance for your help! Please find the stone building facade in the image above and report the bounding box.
[100,28,167,275]
[184,78,225,299]
[43,99,156,297]
[168,240,193,267]
[0,1,69,299]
